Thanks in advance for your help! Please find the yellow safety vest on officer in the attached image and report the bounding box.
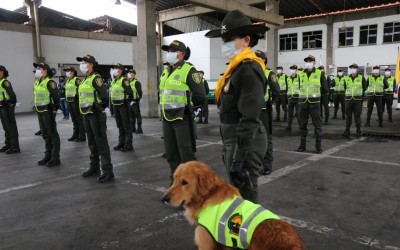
[345,75,363,100]
[287,76,300,99]
[263,69,271,103]
[197,196,280,249]
[366,75,384,96]
[277,73,287,95]
[110,76,127,105]
[0,78,10,105]
[65,77,79,102]
[298,69,322,103]
[78,73,102,115]
[385,76,395,94]
[159,62,193,121]
[34,77,52,112]
[334,76,346,93]
[130,79,140,100]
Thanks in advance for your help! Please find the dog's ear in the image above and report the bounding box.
[196,164,219,198]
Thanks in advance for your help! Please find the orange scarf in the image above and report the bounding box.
[215,47,266,101]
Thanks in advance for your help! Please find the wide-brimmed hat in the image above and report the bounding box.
[337,68,344,72]
[162,40,187,52]
[205,10,269,38]
[113,63,125,70]
[304,55,315,62]
[318,65,325,70]
[372,65,380,69]
[385,67,391,71]
[289,64,298,69]
[76,54,96,64]
[33,62,51,71]
[127,69,136,74]
[63,67,77,75]
[276,66,283,69]
[349,63,358,68]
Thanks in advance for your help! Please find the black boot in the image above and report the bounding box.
[98,170,115,183]
[297,138,306,152]
[132,126,136,133]
[262,166,272,175]
[5,147,20,154]
[136,126,143,134]
[315,138,322,154]
[82,167,100,177]
[34,130,41,136]
[342,128,350,138]
[274,112,280,122]
[364,120,370,127]
[37,158,50,165]
[356,128,362,137]
[324,117,328,125]
[285,123,292,131]
[68,135,78,141]
[121,145,134,152]
[113,144,123,150]
[0,145,10,152]
[47,159,61,167]
[388,115,393,122]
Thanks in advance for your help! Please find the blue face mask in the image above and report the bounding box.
[221,38,243,59]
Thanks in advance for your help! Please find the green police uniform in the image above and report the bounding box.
[198,78,210,124]
[129,78,143,133]
[79,72,113,177]
[274,73,288,122]
[365,74,388,127]
[197,196,280,249]
[320,74,330,124]
[382,76,395,122]
[159,60,206,180]
[65,76,85,141]
[110,75,133,150]
[260,69,280,174]
[298,68,328,153]
[343,74,366,136]
[286,74,300,130]
[332,75,346,119]
[34,76,61,165]
[0,75,20,153]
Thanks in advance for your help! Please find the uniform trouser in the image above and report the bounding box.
[366,95,383,122]
[67,101,85,139]
[162,117,196,179]
[37,110,60,161]
[199,99,209,122]
[320,94,330,120]
[0,105,19,149]
[334,93,345,116]
[299,102,322,140]
[220,123,266,203]
[275,94,287,119]
[83,110,113,171]
[114,103,132,147]
[260,108,273,171]
[287,98,299,127]
[382,94,393,119]
[130,103,142,129]
[345,99,362,130]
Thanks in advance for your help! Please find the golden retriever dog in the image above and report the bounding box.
[162,161,305,250]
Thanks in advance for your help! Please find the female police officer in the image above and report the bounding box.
[76,55,114,183]
[205,10,269,202]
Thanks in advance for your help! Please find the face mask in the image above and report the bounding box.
[35,69,43,78]
[338,72,343,76]
[305,62,314,70]
[127,73,132,79]
[80,63,88,74]
[349,68,356,74]
[373,69,380,74]
[385,71,391,76]
[277,69,282,74]
[66,72,71,78]
[221,38,244,59]
[166,52,179,65]
[112,69,119,77]
[329,75,334,80]
[290,69,296,75]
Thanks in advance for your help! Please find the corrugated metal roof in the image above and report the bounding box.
[0,7,30,24]
[90,15,137,36]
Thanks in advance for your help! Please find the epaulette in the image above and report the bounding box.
[186,62,193,66]
[242,58,252,63]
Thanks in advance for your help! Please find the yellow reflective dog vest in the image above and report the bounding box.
[197,196,280,249]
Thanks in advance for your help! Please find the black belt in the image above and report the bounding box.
[220,112,241,124]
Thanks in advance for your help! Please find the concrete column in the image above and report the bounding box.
[133,0,158,117]
[265,0,279,70]
[326,16,334,74]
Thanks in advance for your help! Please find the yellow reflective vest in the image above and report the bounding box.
[345,74,363,101]
[277,73,287,95]
[287,75,300,99]
[197,196,280,249]
[264,69,271,102]
[34,77,52,112]
[130,79,140,100]
[0,78,10,106]
[334,76,346,93]
[65,77,79,102]
[366,75,384,96]
[110,76,127,105]
[385,76,395,94]
[78,73,102,115]
[298,69,322,103]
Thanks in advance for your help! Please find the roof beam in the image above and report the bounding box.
[307,0,329,13]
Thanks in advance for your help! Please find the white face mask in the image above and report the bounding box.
[112,69,120,77]
[127,73,132,79]
[290,69,296,75]
[80,63,88,74]
[166,52,179,65]
[329,75,334,80]
[221,38,244,59]
[338,72,343,76]
[373,69,379,74]
[349,68,356,74]
[66,72,71,78]
[385,71,391,76]
[305,62,314,70]
[35,69,43,78]
[277,69,282,74]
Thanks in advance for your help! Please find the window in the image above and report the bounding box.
[303,30,322,49]
[338,27,353,47]
[279,33,298,51]
[383,22,400,43]
[359,24,377,45]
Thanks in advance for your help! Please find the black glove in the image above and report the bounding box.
[229,160,254,190]
[100,102,108,109]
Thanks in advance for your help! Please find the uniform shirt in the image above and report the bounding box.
[344,74,367,93]
[131,79,143,99]
[366,75,389,89]
[330,75,346,88]
[267,71,280,100]
[0,78,17,104]
[303,68,329,95]
[384,76,396,93]
[70,77,82,101]
[276,73,288,93]
[83,72,109,104]
[37,77,60,106]
[112,75,133,101]
[219,60,265,161]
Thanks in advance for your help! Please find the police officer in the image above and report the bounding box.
[77,55,114,183]
[197,70,210,124]
[205,10,269,202]
[365,65,388,127]
[110,63,134,151]
[64,67,86,142]
[382,68,395,122]
[332,68,346,119]
[274,66,288,122]
[0,66,20,154]
[297,56,329,153]
[255,50,280,176]
[33,62,61,166]
[318,65,330,125]
[159,40,206,182]
[286,64,300,131]
[127,69,143,134]
[342,63,367,137]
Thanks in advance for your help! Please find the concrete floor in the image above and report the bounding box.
[1,103,400,250]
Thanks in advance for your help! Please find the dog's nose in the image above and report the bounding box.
[161,194,171,203]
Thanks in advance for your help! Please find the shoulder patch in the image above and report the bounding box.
[242,58,252,63]
[192,73,202,84]
[50,81,56,89]
[271,75,277,83]
[124,80,130,87]
[76,79,81,85]
[95,78,103,86]
[3,81,10,87]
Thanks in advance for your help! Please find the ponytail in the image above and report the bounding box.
[184,47,191,60]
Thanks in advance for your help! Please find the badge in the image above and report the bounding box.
[271,75,277,83]
[50,81,56,89]
[76,79,81,85]
[3,81,10,87]
[95,78,103,86]
[124,80,130,87]
[192,72,201,84]
[174,75,180,80]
